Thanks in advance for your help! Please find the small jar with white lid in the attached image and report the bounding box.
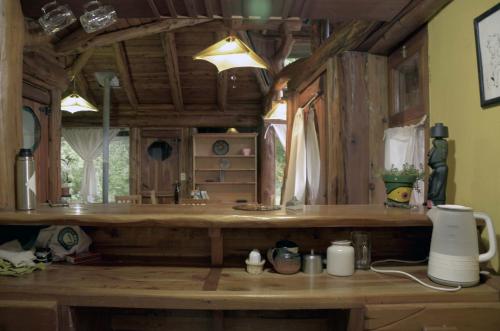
[327,240,355,276]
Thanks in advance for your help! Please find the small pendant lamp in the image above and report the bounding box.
[61,80,99,113]
[193,36,269,72]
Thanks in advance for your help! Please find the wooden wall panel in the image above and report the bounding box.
[0,0,24,209]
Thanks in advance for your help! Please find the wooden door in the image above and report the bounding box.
[22,99,50,203]
[140,129,181,203]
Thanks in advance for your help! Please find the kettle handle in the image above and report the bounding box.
[474,212,497,263]
[267,248,277,266]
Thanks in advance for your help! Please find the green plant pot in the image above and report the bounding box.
[382,174,417,207]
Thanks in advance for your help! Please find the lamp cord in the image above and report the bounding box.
[370,258,462,292]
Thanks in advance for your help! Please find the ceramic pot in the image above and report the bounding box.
[267,247,301,274]
[327,240,354,276]
[382,174,417,207]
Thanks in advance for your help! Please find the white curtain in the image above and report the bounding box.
[283,108,306,204]
[306,111,320,204]
[383,116,426,205]
[62,128,119,203]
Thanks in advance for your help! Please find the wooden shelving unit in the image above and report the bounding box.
[193,133,258,203]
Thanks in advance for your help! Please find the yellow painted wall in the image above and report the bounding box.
[428,0,500,270]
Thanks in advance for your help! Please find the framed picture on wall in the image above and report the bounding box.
[474,3,500,107]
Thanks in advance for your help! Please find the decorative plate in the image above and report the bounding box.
[233,204,281,211]
[212,140,229,155]
[219,158,231,170]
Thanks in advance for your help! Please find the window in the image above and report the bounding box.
[61,130,130,202]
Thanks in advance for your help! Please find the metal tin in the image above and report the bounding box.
[302,249,323,274]
[16,149,36,210]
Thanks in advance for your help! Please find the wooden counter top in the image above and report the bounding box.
[0,204,430,228]
[0,264,497,310]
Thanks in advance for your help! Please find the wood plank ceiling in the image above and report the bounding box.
[21,0,413,127]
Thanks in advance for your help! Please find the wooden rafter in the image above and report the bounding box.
[146,0,161,17]
[55,18,212,55]
[281,0,294,19]
[74,73,97,106]
[160,32,184,112]
[184,0,198,17]
[270,22,295,74]
[112,42,138,108]
[165,0,178,17]
[215,31,228,112]
[220,0,231,19]
[204,0,215,17]
[66,49,95,80]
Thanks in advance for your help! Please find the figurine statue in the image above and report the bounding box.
[427,123,449,207]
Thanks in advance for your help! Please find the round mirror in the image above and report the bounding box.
[147,140,172,161]
[22,106,41,152]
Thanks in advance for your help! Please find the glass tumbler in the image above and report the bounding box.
[80,1,117,33]
[38,1,76,34]
[352,231,371,269]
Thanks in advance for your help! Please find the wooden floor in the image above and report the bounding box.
[0,264,497,310]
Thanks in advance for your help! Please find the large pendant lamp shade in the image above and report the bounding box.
[61,92,99,113]
[193,36,269,72]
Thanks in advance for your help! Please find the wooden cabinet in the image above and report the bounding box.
[0,300,58,331]
[365,303,500,331]
[193,133,257,203]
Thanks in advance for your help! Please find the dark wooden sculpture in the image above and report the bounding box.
[427,123,449,207]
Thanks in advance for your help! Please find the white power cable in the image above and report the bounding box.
[370,258,462,292]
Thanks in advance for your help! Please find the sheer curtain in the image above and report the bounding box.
[264,123,287,150]
[283,108,306,204]
[306,111,320,204]
[62,128,119,203]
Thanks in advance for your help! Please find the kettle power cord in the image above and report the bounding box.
[370,258,462,292]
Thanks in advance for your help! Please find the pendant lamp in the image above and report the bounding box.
[61,81,99,113]
[193,36,269,72]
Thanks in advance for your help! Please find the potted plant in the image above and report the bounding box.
[381,163,423,207]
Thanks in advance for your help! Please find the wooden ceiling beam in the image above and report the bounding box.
[270,22,295,75]
[204,0,215,17]
[146,0,161,17]
[281,0,294,19]
[220,0,232,20]
[265,20,379,109]
[216,31,228,111]
[112,42,139,108]
[176,18,302,32]
[160,32,184,112]
[184,0,198,17]
[66,49,95,80]
[165,0,178,17]
[62,112,261,128]
[368,0,452,54]
[55,18,212,55]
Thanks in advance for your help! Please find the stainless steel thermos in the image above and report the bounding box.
[16,148,36,210]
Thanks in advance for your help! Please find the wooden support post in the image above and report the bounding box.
[347,308,365,331]
[208,228,223,266]
[0,0,24,209]
[112,42,138,109]
[160,32,184,112]
[48,89,62,203]
[129,128,141,195]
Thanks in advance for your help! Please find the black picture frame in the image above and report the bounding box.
[474,3,500,107]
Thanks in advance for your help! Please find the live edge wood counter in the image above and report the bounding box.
[0,204,430,228]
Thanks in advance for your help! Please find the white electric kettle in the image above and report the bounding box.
[427,205,497,287]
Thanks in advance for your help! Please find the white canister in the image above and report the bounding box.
[327,240,355,276]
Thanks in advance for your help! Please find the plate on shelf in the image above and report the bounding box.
[212,140,229,155]
[219,158,231,170]
[233,204,281,211]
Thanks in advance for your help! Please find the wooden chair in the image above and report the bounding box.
[115,195,142,204]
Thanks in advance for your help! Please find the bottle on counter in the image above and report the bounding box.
[16,148,36,210]
[174,181,181,204]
